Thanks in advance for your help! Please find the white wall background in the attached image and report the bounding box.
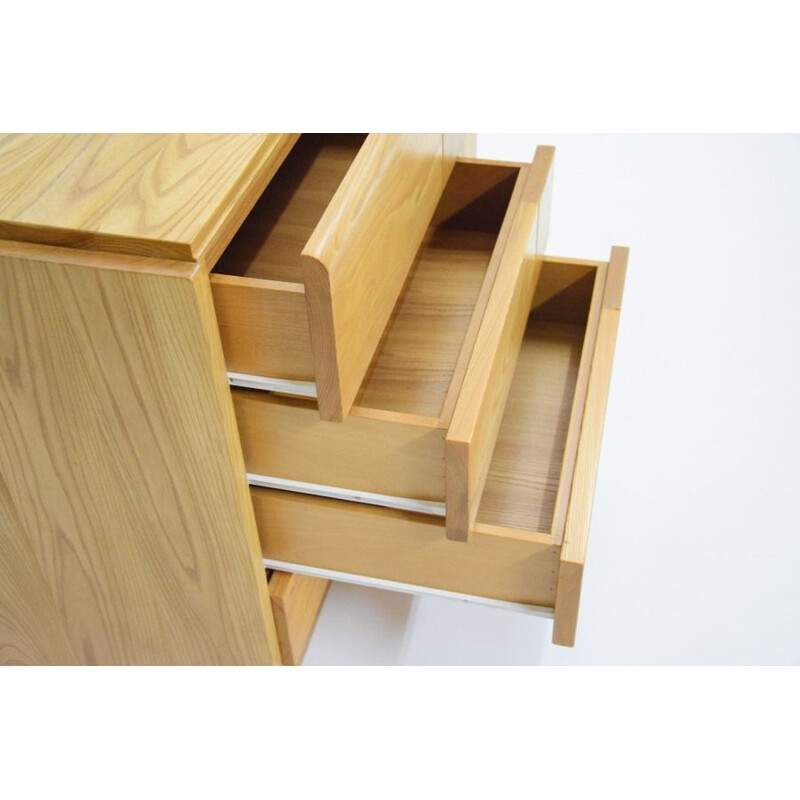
[304,134,800,665]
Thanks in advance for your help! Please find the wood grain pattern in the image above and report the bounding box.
[304,133,448,421]
[209,135,358,382]
[549,262,607,543]
[354,229,495,418]
[0,476,80,665]
[0,240,280,665]
[553,247,628,647]
[210,274,315,380]
[210,133,460,421]
[0,134,299,267]
[253,489,559,608]
[225,162,533,519]
[437,165,526,427]
[233,390,446,501]
[474,321,585,533]
[268,571,330,666]
[212,134,366,284]
[446,147,555,541]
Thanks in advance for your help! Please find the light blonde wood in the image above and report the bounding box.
[0,478,80,665]
[0,134,298,267]
[210,274,315,380]
[446,146,555,541]
[0,239,280,665]
[213,134,366,284]
[431,161,520,229]
[603,246,629,310]
[210,135,363,381]
[475,257,610,542]
[438,164,528,426]
[304,133,448,421]
[354,228,496,417]
[253,490,560,608]
[475,320,586,533]
[549,262,607,543]
[553,247,628,647]
[210,133,457,421]
[227,161,536,528]
[268,571,330,666]
[551,561,583,648]
[233,390,447,501]
[532,259,596,313]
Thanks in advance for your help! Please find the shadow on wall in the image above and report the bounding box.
[302,582,550,666]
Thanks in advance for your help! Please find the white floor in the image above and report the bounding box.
[304,134,800,665]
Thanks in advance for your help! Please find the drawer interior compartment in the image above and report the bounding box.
[251,247,628,646]
[233,147,555,541]
[210,133,450,421]
[476,256,606,541]
[214,133,366,285]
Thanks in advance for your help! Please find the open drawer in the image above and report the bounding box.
[210,133,458,421]
[252,248,628,646]
[231,147,555,541]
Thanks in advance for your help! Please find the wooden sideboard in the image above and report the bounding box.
[0,134,626,664]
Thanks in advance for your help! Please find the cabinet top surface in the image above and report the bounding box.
[0,133,294,264]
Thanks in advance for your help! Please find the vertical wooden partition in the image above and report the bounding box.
[0,241,280,665]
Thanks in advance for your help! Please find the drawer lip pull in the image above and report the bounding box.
[228,372,317,398]
[247,473,446,517]
[262,559,554,620]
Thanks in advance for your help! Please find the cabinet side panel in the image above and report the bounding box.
[0,245,278,664]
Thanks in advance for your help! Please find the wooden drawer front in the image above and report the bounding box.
[268,571,329,666]
[232,147,555,540]
[210,133,453,421]
[256,491,560,609]
[252,248,628,645]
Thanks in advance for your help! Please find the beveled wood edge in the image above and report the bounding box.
[0,220,194,262]
[603,246,629,309]
[0,134,301,268]
[268,570,330,666]
[0,238,198,279]
[552,246,628,647]
[303,256,345,421]
[523,145,555,205]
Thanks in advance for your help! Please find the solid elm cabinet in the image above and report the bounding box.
[0,133,626,664]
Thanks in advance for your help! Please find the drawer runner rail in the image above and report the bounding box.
[262,559,554,619]
[248,473,446,517]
